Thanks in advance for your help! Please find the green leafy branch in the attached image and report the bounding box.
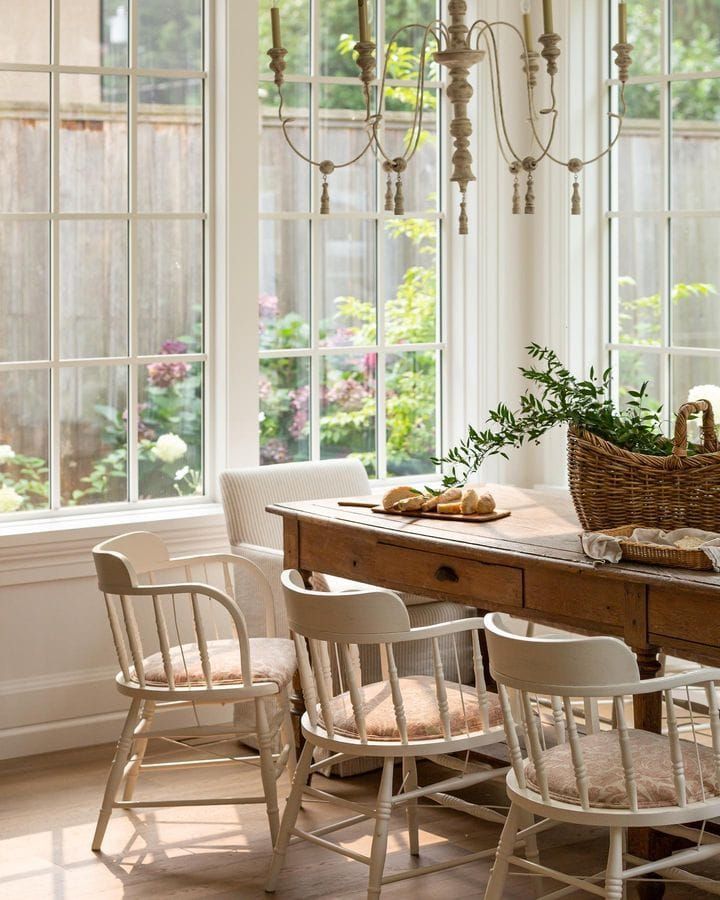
[434,344,688,488]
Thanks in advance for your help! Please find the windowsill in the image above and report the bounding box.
[0,502,228,587]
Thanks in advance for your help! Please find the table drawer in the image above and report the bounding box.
[524,569,625,628]
[372,542,523,608]
[649,586,720,647]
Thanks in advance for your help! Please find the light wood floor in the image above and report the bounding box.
[1,738,718,899]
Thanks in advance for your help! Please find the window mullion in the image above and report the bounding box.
[49,0,61,511]
[127,0,139,504]
[309,0,321,462]
[375,0,387,480]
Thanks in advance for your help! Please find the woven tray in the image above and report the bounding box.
[599,525,714,571]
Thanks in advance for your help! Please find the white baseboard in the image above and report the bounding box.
[0,666,231,761]
[1,702,233,762]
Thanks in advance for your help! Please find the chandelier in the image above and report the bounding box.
[266,0,632,234]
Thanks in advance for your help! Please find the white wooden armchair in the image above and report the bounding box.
[266,571,536,899]
[91,531,297,851]
[484,612,720,899]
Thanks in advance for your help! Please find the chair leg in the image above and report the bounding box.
[265,740,314,893]
[256,697,281,846]
[484,801,522,900]
[521,811,544,898]
[92,697,142,852]
[122,700,155,802]
[605,827,625,900]
[367,757,395,900]
[402,756,419,857]
[281,689,297,780]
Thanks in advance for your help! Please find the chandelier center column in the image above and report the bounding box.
[434,1,484,233]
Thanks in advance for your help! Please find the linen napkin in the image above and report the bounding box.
[582,527,720,572]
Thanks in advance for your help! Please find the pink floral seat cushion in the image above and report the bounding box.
[318,676,503,742]
[525,728,720,809]
[141,637,297,688]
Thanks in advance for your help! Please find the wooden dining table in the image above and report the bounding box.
[269,482,720,898]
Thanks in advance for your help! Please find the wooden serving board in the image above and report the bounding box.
[371,506,511,523]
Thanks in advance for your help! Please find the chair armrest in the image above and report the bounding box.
[388,616,486,643]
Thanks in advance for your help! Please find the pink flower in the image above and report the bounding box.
[259,293,280,318]
[259,376,272,401]
[161,339,188,355]
[147,360,190,387]
[289,384,309,438]
[326,377,369,410]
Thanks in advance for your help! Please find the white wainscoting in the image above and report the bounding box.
[0,506,229,760]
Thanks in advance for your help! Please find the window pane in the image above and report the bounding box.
[137,77,202,212]
[626,0,661,76]
[0,0,50,64]
[102,1,130,67]
[386,0,437,65]
[137,0,203,71]
[672,218,720,349]
[672,0,720,73]
[385,218,437,344]
[260,357,310,465]
[318,219,376,347]
[614,84,662,211]
[61,0,127,67]
[137,219,203,356]
[0,221,49,362]
[672,355,720,426]
[61,365,128,506]
[0,72,49,213]
[383,87,438,213]
[320,0,374,77]
[386,350,437,477]
[260,82,310,213]
[672,80,720,210]
[616,349,663,412]
[259,220,310,350]
[138,361,203,499]
[0,370,49,512]
[318,85,375,212]
[615,218,663,346]
[321,353,376,475]
[60,74,128,212]
[60,220,128,359]
[258,0,309,76]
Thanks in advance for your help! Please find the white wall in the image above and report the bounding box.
[0,508,228,760]
[452,0,606,490]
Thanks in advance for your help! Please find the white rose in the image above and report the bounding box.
[152,433,188,464]
[0,444,16,463]
[0,484,23,513]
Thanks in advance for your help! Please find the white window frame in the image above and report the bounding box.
[257,0,449,483]
[605,0,720,414]
[0,0,213,525]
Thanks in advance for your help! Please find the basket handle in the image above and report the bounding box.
[672,400,718,458]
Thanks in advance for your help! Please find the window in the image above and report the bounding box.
[0,0,207,517]
[258,0,444,478]
[608,0,720,426]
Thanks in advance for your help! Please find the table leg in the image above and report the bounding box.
[628,645,671,900]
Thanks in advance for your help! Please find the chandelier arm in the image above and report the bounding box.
[477,25,525,164]
[484,20,560,165]
[372,21,440,165]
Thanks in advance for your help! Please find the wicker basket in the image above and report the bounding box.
[599,525,714,571]
[568,400,720,532]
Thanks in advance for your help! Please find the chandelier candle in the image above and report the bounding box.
[266,0,632,232]
[358,0,370,43]
[521,0,533,49]
[619,0,627,44]
[270,6,281,49]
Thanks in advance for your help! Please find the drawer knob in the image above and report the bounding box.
[435,565,459,583]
